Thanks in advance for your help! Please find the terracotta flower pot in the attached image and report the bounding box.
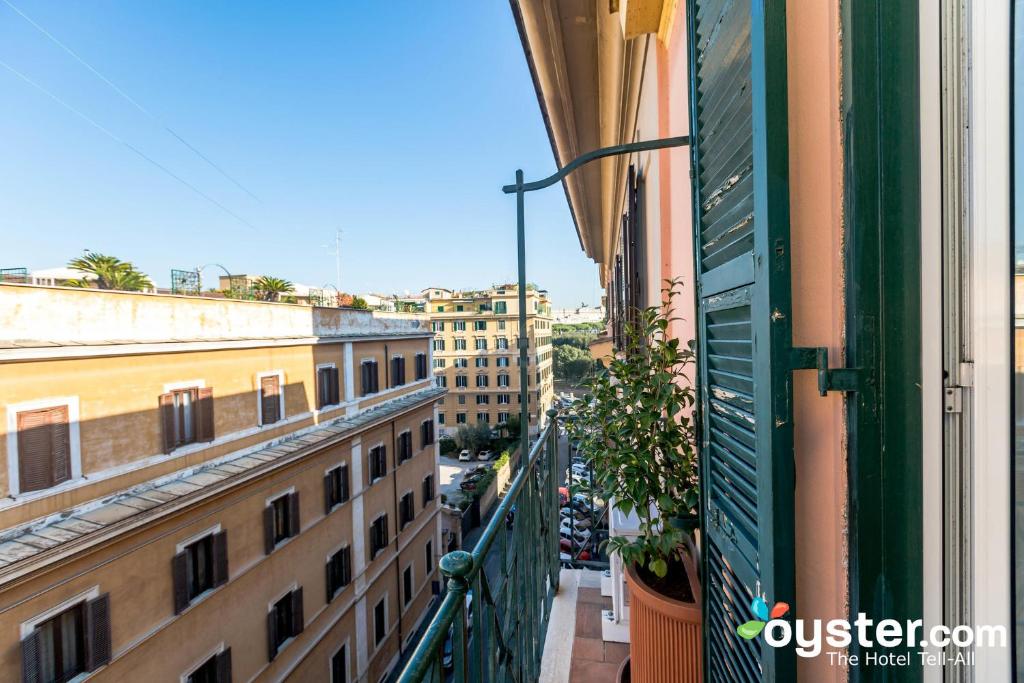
[625,556,702,683]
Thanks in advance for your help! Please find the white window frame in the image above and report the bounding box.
[256,370,286,427]
[330,639,352,683]
[368,440,387,483]
[180,642,227,683]
[6,396,83,497]
[175,523,222,553]
[20,585,100,639]
[402,561,415,608]
[372,592,390,651]
[399,488,415,529]
[397,429,413,464]
[316,362,339,408]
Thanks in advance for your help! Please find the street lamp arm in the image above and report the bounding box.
[502,135,690,194]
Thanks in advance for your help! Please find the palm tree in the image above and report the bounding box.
[253,276,294,302]
[67,252,152,291]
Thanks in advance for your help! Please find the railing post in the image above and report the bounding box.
[439,550,473,683]
[515,168,531,470]
[546,408,560,592]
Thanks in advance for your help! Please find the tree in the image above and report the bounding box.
[350,296,369,310]
[66,252,152,291]
[504,413,522,439]
[453,423,492,453]
[253,276,294,302]
[554,344,598,384]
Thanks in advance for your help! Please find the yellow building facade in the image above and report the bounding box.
[0,284,443,683]
[425,286,553,436]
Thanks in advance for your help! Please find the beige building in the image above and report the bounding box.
[0,283,443,683]
[426,285,553,436]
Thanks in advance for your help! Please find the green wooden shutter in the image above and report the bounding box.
[687,0,795,679]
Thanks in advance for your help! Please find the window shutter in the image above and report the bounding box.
[341,466,350,502]
[342,547,351,585]
[261,375,280,425]
[216,648,232,683]
[212,531,229,587]
[20,629,41,683]
[172,551,189,614]
[288,492,300,537]
[196,388,215,442]
[317,369,326,409]
[689,0,796,678]
[330,368,340,405]
[159,393,176,453]
[266,606,278,661]
[263,506,275,555]
[324,472,333,514]
[291,587,304,636]
[48,407,70,485]
[16,409,55,493]
[84,593,112,671]
[325,560,334,602]
[372,362,379,393]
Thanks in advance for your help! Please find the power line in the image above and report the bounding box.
[1,0,262,203]
[0,59,258,231]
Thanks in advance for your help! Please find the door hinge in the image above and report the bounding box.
[791,347,868,396]
[943,386,963,414]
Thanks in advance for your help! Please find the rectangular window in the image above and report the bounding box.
[437,413,445,425]
[374,598,387,646]
[496,338,509,350]
[415,353,428,380]
[21,594,111,682]
[436,376,447,388]
[497,357,510,367]
[433,358,446,369]
[432,339,445,352]
[476,375,489,388]
[369,445,388,481]
[453,357,468,368]
[370,514,389,559]
[431,321,444,332]
[473,320,487,331]
[497,394,510,405]
[173,530,228,613]
[476,395,489,405]
[497,374,510,388]
[317,366,341,408]
[268,588,304,661]
[15,405,72,493]
[425,541,433,576]
[456,413,467,424]
[391,356,406,387]
[436,305,445,312]
[260,374,282,426]
[185,650,231,683]
[420,419,435,447]
[498,412,509,424]
[360,360,380,396]
[331,645,348,683]
[160,387,215,452]
[475,357,488,368]
[455,305,464,312]
[326,546,352,601]
[498,319,507,330]
[399,492,415,529]
[324,465,350,512]
[494,301,507,314]
[455,375,468,388]
[457,395,466,405]
[397,431,413,464]
[454,338,467,351]
[264,492,300,554]
[475,338,487,350]
[453,320,466,331]
[477,413,489,424]
[403,566,413,606]
[422,475,435,503]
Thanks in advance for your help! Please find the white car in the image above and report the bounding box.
[476,450,492,461]
[560,522,592,541]
[458,450,472,462]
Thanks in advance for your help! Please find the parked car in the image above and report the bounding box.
[560,523,592,542]
[458,449,472,462]
[561,506,587,520]
[476,449,493,461]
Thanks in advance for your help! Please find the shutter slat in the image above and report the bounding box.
[261,375,281,425]
[291,587,304,636]
[172,551,190,614]
[263,505,275,555]
[216,647,232,683]
[48,406,71,485]
[16,409,54,493]
[84,593,112,671]
[196,388,215,442]
[212,531,229,587]
[288,492,301,537]
[20,630,42,683]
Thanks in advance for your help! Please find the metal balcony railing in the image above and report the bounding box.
[397,411,562,682]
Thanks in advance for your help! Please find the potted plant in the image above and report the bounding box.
[566,280,702,683]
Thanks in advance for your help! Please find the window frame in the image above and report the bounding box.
[8,396,82,497]
[256,370,286,427]
[315,363,340,409]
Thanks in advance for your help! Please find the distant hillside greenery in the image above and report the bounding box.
[553,322,604,385]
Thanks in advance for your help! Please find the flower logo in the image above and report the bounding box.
[736,597,790,640]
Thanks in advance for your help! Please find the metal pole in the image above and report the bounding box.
[516,169,530,469]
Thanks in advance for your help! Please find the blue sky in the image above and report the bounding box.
[0,1,600,307]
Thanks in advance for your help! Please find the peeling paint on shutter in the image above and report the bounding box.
[688,0,796,679]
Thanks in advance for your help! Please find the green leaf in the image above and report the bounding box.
[737,621,766,640]
[650,558,668,578]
